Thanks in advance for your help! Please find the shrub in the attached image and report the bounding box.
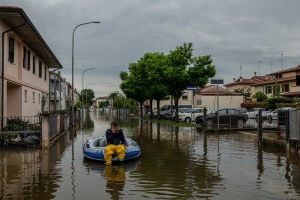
[253,91,268,102]
[241,102,267,110]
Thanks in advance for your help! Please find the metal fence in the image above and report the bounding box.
[0,116,42,146]
[0,116,41,132]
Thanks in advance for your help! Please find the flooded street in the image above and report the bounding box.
[1,111,300,199]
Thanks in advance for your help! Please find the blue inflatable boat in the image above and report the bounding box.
[83,136,141,162]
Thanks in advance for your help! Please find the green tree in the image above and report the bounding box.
[120,62,148,117]
[165,43,216,122]
[139,52,168,119]
[99,100,109,108]
[234,87,252,99]
[80,89,95,107]
[109,91,119,108]
[253,91,268,102]
[273,82,280,97]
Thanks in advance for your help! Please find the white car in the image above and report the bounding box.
[267,107,296,121]
[246,108,270,119]
[178,108,210,122]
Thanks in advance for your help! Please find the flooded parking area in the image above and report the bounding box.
[0,111,300,199]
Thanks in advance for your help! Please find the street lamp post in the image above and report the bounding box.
[1,23,27,130]
[85,83,94,108]
[71,21,100,129]
[81,67,96,106]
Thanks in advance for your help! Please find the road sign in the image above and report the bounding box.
[211,79,224,84]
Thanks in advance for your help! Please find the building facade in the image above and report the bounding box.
[254,66,300,98]
[0,7,62,122]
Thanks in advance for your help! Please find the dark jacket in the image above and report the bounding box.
[105,129,126,145]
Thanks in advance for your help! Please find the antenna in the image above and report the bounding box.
[239,65,242,78]
[270,60,273,73]
[280,53,284,70]
[258,60,261,76]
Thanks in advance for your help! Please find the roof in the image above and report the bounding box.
[254,76,295,86]
[0,6,62,68]
[224,76,272,87]
[196,85,243,96]
[267,65,300,76]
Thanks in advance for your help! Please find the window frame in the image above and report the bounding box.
[24,90,27,102]
[39,60,42,78]
[33,55,36,74]
[8,37,14,63]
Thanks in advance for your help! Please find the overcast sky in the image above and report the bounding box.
[2,0,300,96]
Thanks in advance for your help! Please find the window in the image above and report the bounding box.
[282,84,289,92]
[218,109,227,115]
[33,92,35,103]
[265,85,272,94]
[27,51,30,70]
[23,47,27,68]
[38,93,41,104]
[44,66,47,80]
[24,90,27,102]
[229,109,238,114]
[8,37,14,63]
[197,99,202,105]
[182,92,188,100]
[33,56,36,74]
[39,60,42,78]
[296,75,300,86]
[23,47,30,70]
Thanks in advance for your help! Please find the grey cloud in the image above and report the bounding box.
[2,0,300,95]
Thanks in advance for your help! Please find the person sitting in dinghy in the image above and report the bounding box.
[104,121,127,165]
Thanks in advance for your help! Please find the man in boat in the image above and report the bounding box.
[104,121,127,165]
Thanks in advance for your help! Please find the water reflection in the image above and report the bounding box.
[0,111,299,199]
[0,131,71,199]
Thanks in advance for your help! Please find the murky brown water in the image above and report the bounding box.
[0,111,300,199]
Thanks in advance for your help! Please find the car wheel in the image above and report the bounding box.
[185,117,191,123]
[268,115,272,122]
[207,120,214,129]
[237,119,244,129]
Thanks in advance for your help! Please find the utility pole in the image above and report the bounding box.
[239,65,242,78]
[270,60,273,73]
[280,53,284,70]
[258,60,261,76]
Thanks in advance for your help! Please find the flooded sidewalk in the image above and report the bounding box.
[0,111,300,199]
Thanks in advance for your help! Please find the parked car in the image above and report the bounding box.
[267,107,296,122]
[195,108,248,129]
[178,108,211,122]
[152,105,192,117]
[160,108,192,120]
[246,108,270,119]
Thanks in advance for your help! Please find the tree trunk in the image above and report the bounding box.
[157,100,160,120]
[139,101,143,118]
[174,97,179,123]
[149,99,153,119]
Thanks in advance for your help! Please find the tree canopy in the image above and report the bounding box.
[120,42,216,121]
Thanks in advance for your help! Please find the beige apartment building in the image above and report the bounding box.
[225,75,272,98]
[0,7,62,120]
[254,66,300,97]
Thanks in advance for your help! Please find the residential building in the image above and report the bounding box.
[0,7,62,121]
[194,85,244,111]
[49,72,70,111]
[225,75,272,98]
[148,85,244,111]
[254,66,300,97]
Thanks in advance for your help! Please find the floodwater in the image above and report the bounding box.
[0,111,300,200]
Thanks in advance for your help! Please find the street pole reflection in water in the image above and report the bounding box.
[256,146,264,189]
